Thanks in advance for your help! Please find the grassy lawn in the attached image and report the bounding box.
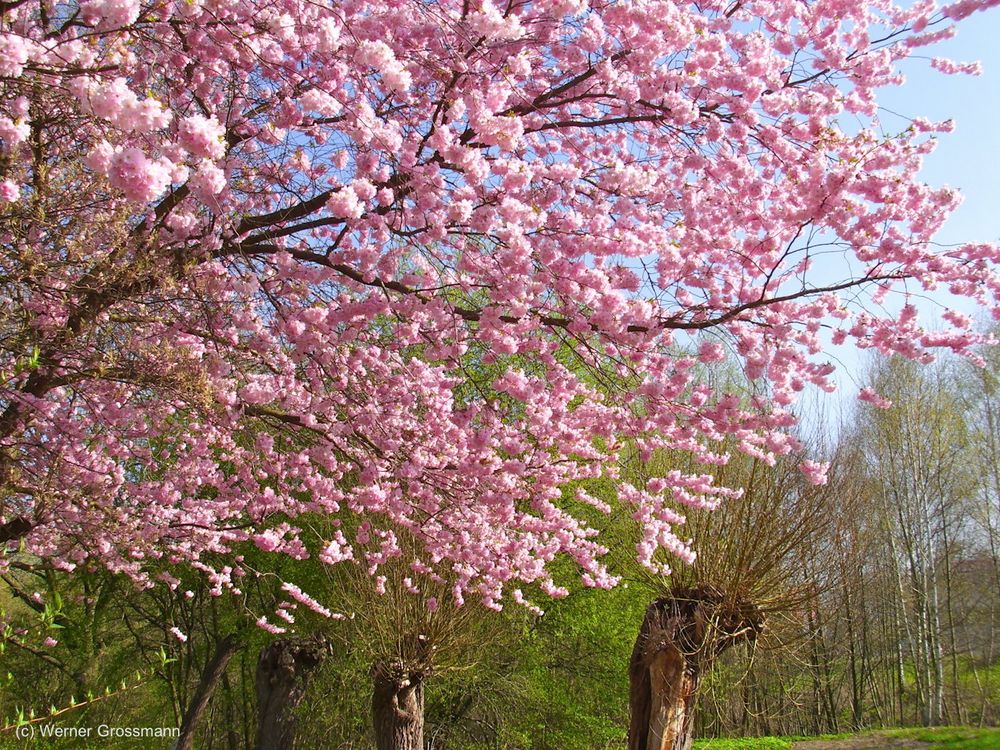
[694,726,1000,750]
[882,726,1000,749]
[695,738,793,750]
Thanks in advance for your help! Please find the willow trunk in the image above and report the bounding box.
[628,588,762,750]
[372,662,424,750]
[255,636,327,750]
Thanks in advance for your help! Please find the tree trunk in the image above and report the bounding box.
[372,660,424,750]
[628,586,763,750]
[940,512,964,725]
[842,573,864,730]
[221,671,241,750]
[177,634,240,750]
[256,636,328,750]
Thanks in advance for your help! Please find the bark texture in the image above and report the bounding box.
[256,636,328,750]
[177,634,240,750]
[0,515,32,544]
[372,660,425,750]
[629,586,763,750]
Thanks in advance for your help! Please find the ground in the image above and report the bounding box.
[793,738,931,749]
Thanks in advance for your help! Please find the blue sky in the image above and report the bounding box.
[812,10,1000,401]
[882,11,1000,249]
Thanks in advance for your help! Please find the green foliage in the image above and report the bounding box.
[493,584,650,750]
[293,567,654,750]
[694,739,791,750]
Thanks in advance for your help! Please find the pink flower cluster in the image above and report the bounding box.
[80,0,142,28]
[178,115,226,160]
[77,77,172,133]
[108,147,174,203]
[0,180,19,202]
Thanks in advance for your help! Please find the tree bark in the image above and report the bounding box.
[0,515,32,544]
[221,671,241,750]
[372,660,425,750]
[177,634,240,750]
[628,586,763,750]
[256,636,328,750]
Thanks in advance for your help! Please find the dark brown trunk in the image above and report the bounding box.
[372,660,424,750]
[0,515,32,544]
[256,636,328,750]
[628,586,763,750]
[176,634,240,750]
[221,671,241,750]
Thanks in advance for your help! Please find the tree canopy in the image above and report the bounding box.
[1,0,998,614]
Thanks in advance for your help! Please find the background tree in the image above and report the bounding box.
[684,352,1000,739]
[858,356,976,726]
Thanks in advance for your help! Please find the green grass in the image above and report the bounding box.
[882,726,1000,749]
[694,738,793,750]
[695,727,1000,750]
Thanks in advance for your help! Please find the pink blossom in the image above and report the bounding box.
[280,582,333,618]
[942,0,996,20]
[316,16,342,52]
[318,533,352,565]
[356,41,412,92]
[81,78,171,133]
[299,89,342,117]
[697,341,727,364]
[108,148,173,202]
[0,0,998,615]
[0,180,19,203]
[166,210,199,238]
[81,0,142,28]
[859,387,893,410]
[800,460,830,486]
[189,160,227,199]
[931,57,983,75]
[255,617,287,635]
[178,115,226,160]
[467,2,525,41]
[0,34,30,78]
[0,117,29,150]
[326,186,363,219]
[84,141,116,174]
[252,528,285,552]
[169,627,188,643]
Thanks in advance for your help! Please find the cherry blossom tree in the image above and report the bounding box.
[1,0,999,664]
